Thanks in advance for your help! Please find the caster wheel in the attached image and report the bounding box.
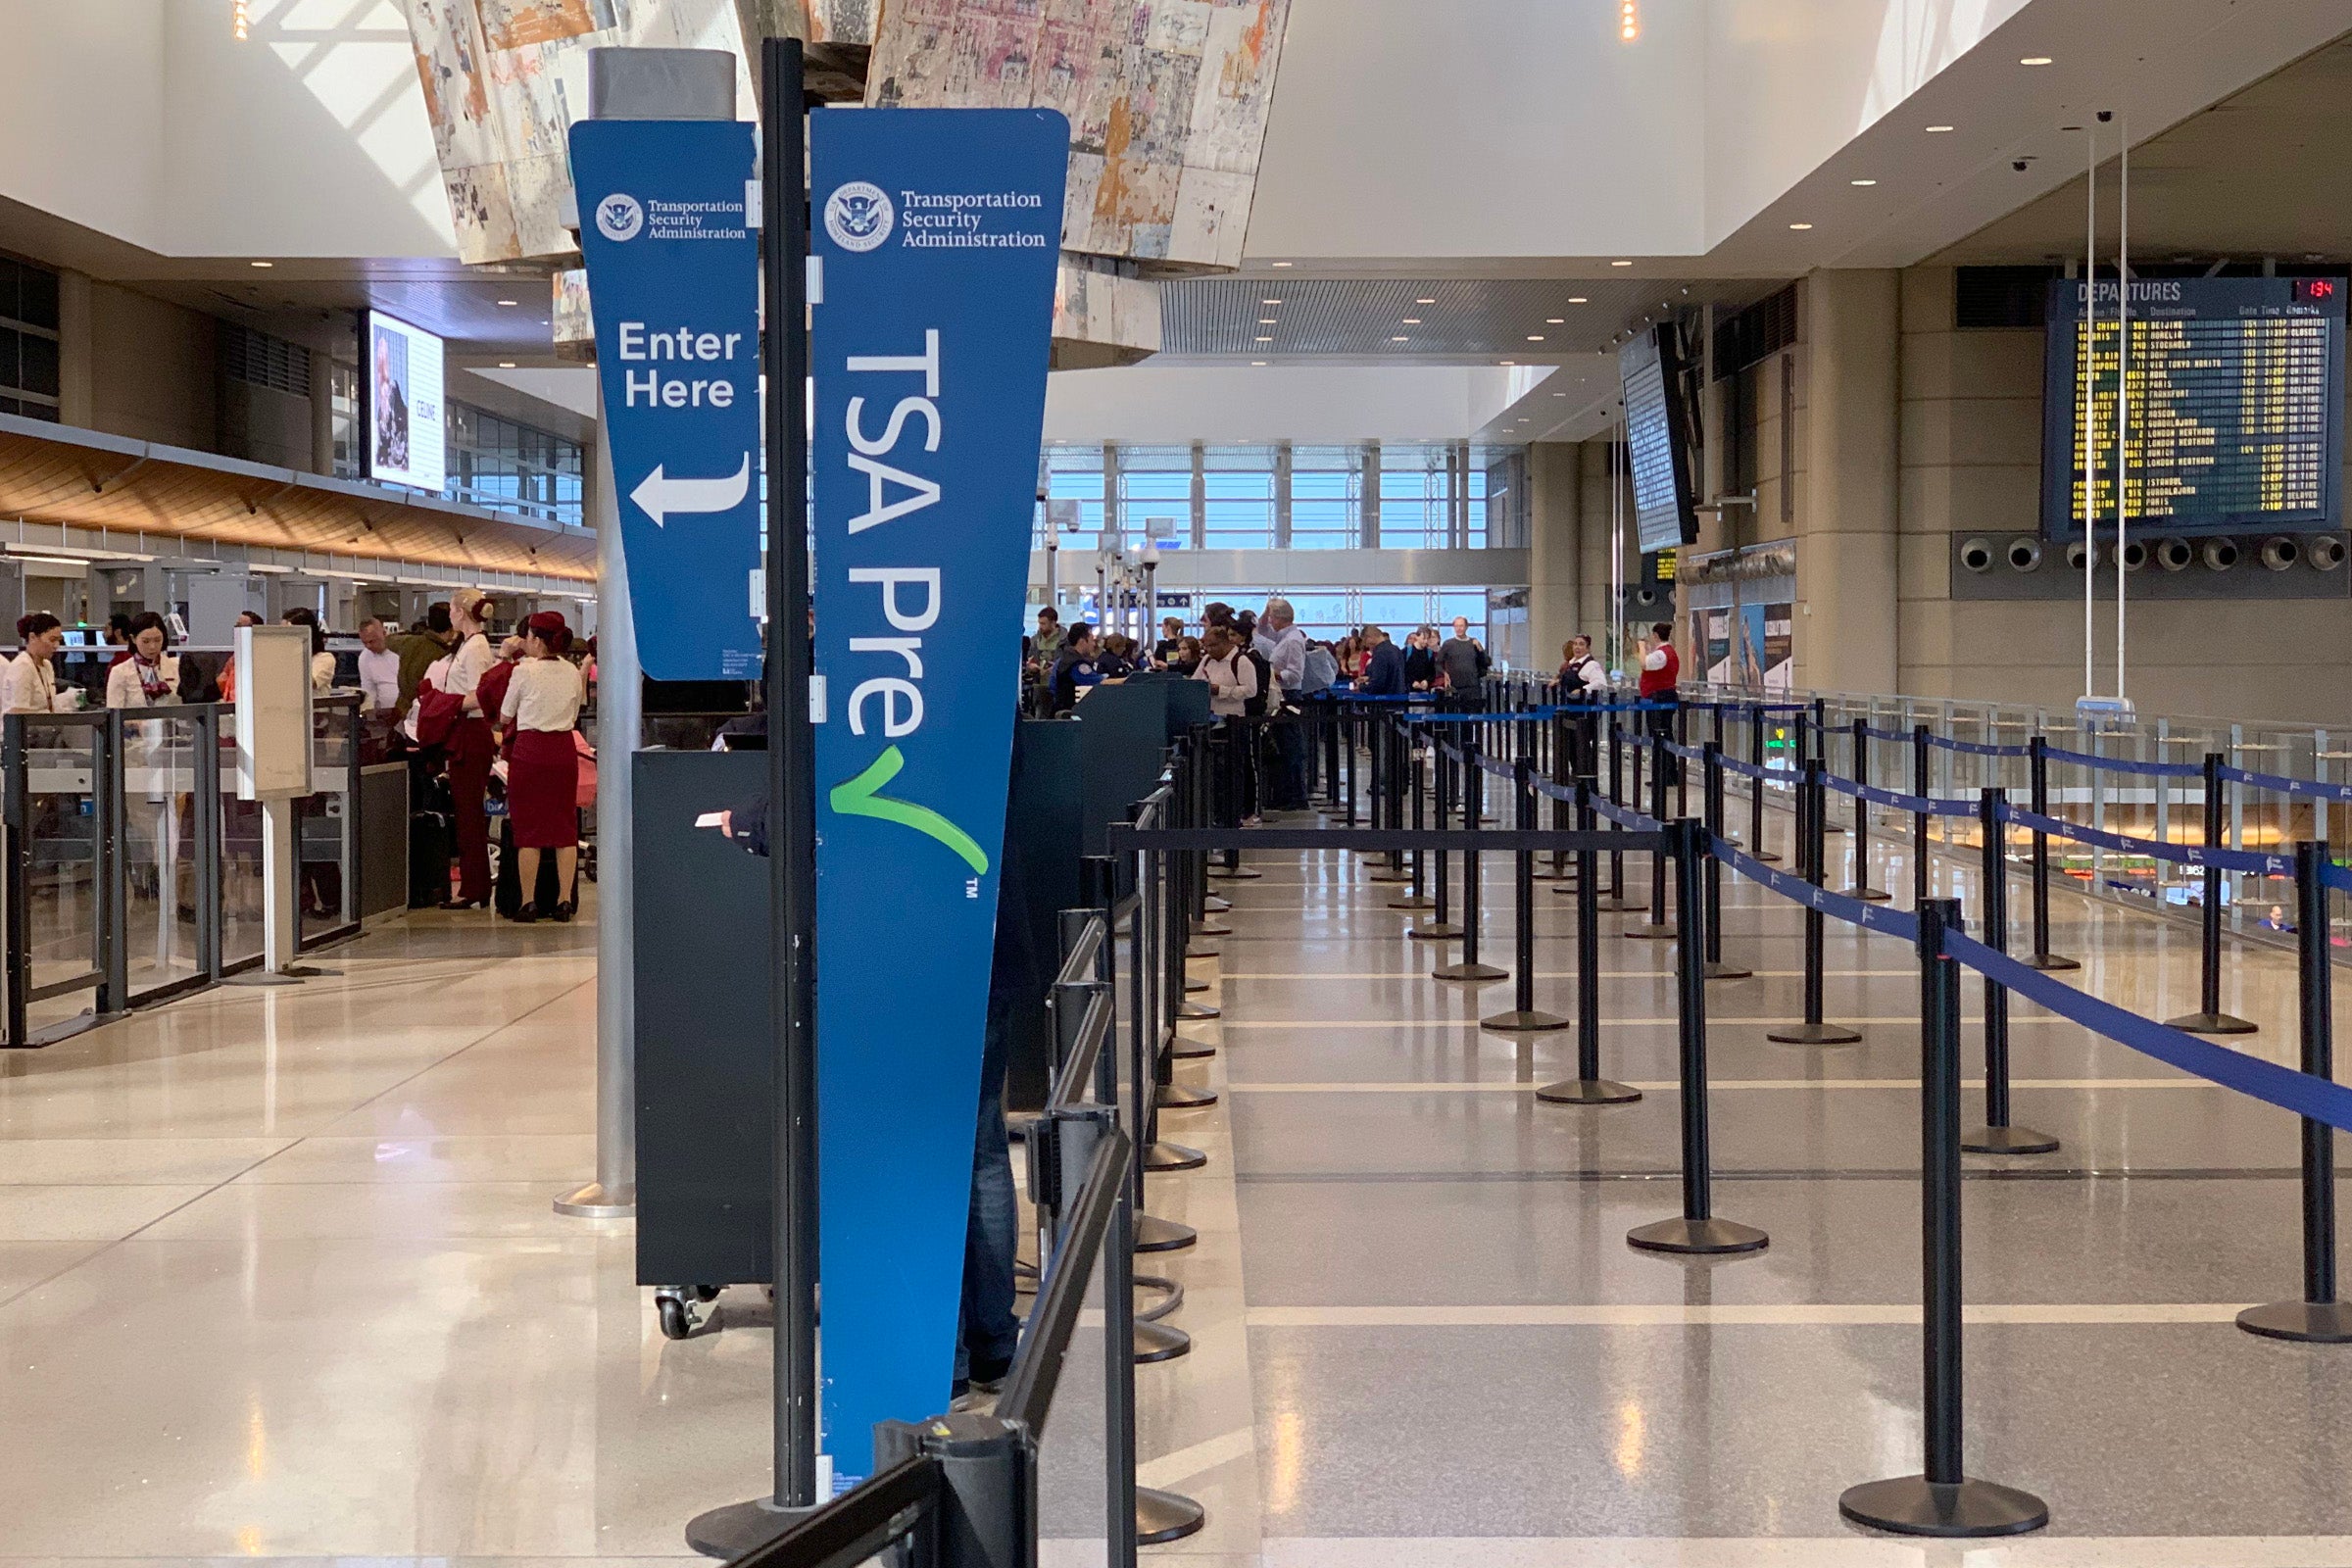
[658,1297,696,1340]
[694,1285,722,1303]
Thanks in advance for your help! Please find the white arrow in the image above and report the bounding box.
[632,454,752,526]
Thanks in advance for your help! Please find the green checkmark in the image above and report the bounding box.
[829,745,990,875]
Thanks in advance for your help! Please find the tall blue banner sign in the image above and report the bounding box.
[568,119,763,682]
[810,107,1068,1483]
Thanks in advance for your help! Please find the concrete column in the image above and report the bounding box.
[1796,269,1900,694]
[1526,441,1583,668]
[57,270,92,427]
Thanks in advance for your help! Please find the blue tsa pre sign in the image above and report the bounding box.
[809,106,1068,1485]
[568,118,762,682]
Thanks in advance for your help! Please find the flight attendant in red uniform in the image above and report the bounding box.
[500,612,586,922]
[1637,619,1682,782]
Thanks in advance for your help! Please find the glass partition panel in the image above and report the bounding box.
[121,712,200,1002]
[13,714,105,1032]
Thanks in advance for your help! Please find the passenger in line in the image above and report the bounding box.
[1437,615,1488,708]
[1031,606,1065,662]
[1300,638,1340,694]
[1354,624,1405,697]
[356,617,401,711]
[502,612,585,924]
[1153,616,1186,666]
[1402,625,1439,693]
[392,603,457,719]
[1256,599,1309,811]
[1168,635,1203,676]
[439,588,500,910]
[1194,623,1259,718]
[4,612,68,713]
[216,610,267,703]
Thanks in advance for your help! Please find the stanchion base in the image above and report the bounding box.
[1388,893,1438,910]
[1194,918,1235,936]
[1531,864,1567,881]
[1157,1082,1219,1110]
[2164,1010,2260,1037]
[1138,1487,1207,1545]
[1177,1000,1220,1019]
[1432,960,1508,982]
[553,1180,637,1219]
[1208,865,1263,881]
[1184,943,1221,960]
[1483,1008,1571,1033]
[1135,1212,1199,1253]
[1592,897,1646,912]
[685,1497,820,1559]
[2236,1298,2352,1344]
[1766,1021,1864,1046]
[1838,1476,2049,1539]
[1844,886,1893,903]
[1169,1035,1216,1059]
[1183,977,1210,995]
[1537,1077,1642,1105]
[1702,960,1754,981]
[1407,921,1463,941]
[1623,921,1679,940]
[1135,1320,1193,1364]
[1961,1124,2060,1155]
[2025,952,2081,972]
[1145,1141,1207,1173]
[1626,1215,1770,1255]
[1202,895,1233,913]
[1364,866,1411,883]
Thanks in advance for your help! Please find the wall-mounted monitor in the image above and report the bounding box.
[1619,323,1700,554]
[2041,275,2345,538]
[365,310,447,494]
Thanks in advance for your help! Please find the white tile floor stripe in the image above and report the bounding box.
[1245,1302,2256,1328]
[1222,1078,2209,1094]
[1259,1537,2352,1567]
[1136,1424,1261,1492]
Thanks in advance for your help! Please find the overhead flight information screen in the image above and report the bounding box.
[2042,275,2344,538]
[1618,324,1698,553]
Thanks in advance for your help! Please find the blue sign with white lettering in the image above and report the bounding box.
[568,119,763,682]
[809,107,1068,1484]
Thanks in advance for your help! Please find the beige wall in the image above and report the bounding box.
[1894,265,2352,726]
[81,279,216,451]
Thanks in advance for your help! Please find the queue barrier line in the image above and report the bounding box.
[2039,744,2209,779]
[1859,725,1915,745]
[1928,734,2031,759]
[1589,794,1662,833]
[1818,771,1979,819]
[1942,930,2352,1136]
[1711,837,1921,942]
[2219,763,2352,803]
[2001,803,2293,878]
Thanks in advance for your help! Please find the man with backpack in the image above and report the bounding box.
[1255,598,1309,810]
[1193,623,1263,824]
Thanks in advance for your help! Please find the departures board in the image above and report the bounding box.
[2042,276,2345,538]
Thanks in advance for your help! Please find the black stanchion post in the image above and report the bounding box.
[1912,722,1933,905]
[1768,761,1862,1046]
[1747,703,1781,863]
[1628,819,1767,1255]
[1536,712,1568,881]
[1411,738,1462,941]
[1343,704,1359,828]
[1595,709,1642,911]
[1674,704,1690,820]
[1846,717,1889,902]
[1391,728,1436,911]
[2239,840,2352,1343]
[1486,759,1568,1031]
[2024,735,2080,972]
[1628,730,1676,939]
[1700,741,1751,981]
[1838,897,2049,1540]
[1538,780,1642,1103]
[1962,789,2057,1155]
[1367,717,1409,883]
[2166,750,2257,1035]
[1434,732,1505,982]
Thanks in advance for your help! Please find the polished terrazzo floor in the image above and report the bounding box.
[1,792,2347,1566]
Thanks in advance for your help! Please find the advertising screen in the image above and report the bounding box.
[365,310,447,493]
[2041,275,2345,537]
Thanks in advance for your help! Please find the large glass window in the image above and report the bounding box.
[444,402,584,526]
[1290,446,1360,549]
[1116,446,1193,552]
[1200,446,1276,550]
[0,255,62,421]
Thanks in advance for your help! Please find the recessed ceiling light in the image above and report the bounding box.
[1392,335,1409,342]
[1261,298,1282,305]
[1255,335,1272,342]
[497,298,518,306]
[1611,260,1633,268]
[1926,124,1955,133]
[1259,317,1277,324]
[1415,297,1436,305]
[1271,261,1295,268]
[2020,56,2052,66]
[1545,317,1565,323]
[1788,221,1814,230]
[1850,178,1878,186]
[248,260,273,269]
[1551,391,1568,397]
[498,361,517,368]
[1499,360,1516,366]
[1251,360,1268,366]
[1527,334,1545,342]
[1569,296,1589,304]
[1402,317,1422,324]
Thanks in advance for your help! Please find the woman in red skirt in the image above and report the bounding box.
[499,612,587,922]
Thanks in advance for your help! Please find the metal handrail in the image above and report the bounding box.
[726,1450,941,1568]
[996,1122,1131,1438]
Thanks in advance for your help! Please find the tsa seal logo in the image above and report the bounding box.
[825,182,894,252]
[595,193,644,243]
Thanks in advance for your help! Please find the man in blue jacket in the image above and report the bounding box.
[1354,625,1405,696]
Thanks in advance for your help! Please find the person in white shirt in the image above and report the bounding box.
[439,587,500,908]
[500,611,587,922]
[1193,623,1262,826]
[106,613,179,710]
[355,617,401,711]
[282,608,337,693]
[4,612,68,714]
[1255,598,1310,810]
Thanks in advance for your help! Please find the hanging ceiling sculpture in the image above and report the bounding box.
[398,0,1293,364]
